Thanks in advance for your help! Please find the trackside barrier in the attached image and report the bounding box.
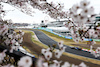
[33,27,75,40]
[33,27,99,54]
[65,36,72,39]
[82,48,97,53]
[0,45,36,67]
[93,39,100,41]
[19,47,35,57]
[33,27,100,41]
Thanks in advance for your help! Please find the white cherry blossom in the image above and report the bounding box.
[88,29,95,38]
[61,62,70,67]
[60,46,66,53]
[49,60,61,67]
[0,50,6,63]
[72,64,78,67]
[90,45,93,52]
[36,56,45,67]
[8,34,13,39]
[58,41,64,49]
[71,4,80,13]
[1,64,15,67]
[18,56,32,67]
[41,48,47,55]
[81,8,93,16]
[79,62,87,67]
[96,47,100,54]
[80,0,90,9]
[44,51,52,60]
[42,62,48,67]
[41,48,52,60]
[4,38,10,45]
[55,49,62,58]
[18,37,23,43]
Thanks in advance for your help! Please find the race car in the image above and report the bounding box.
[70,46,82,50]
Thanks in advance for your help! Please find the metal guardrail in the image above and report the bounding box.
[19,47,35,57]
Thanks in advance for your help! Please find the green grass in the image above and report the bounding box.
[16,29,100,65]
[30,31,48,49]
[19,30,48,48]
[29,30,100,65]
[39,30,100,50]
[40,30,87,45]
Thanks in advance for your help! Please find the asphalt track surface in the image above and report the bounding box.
[33,30,100,60]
